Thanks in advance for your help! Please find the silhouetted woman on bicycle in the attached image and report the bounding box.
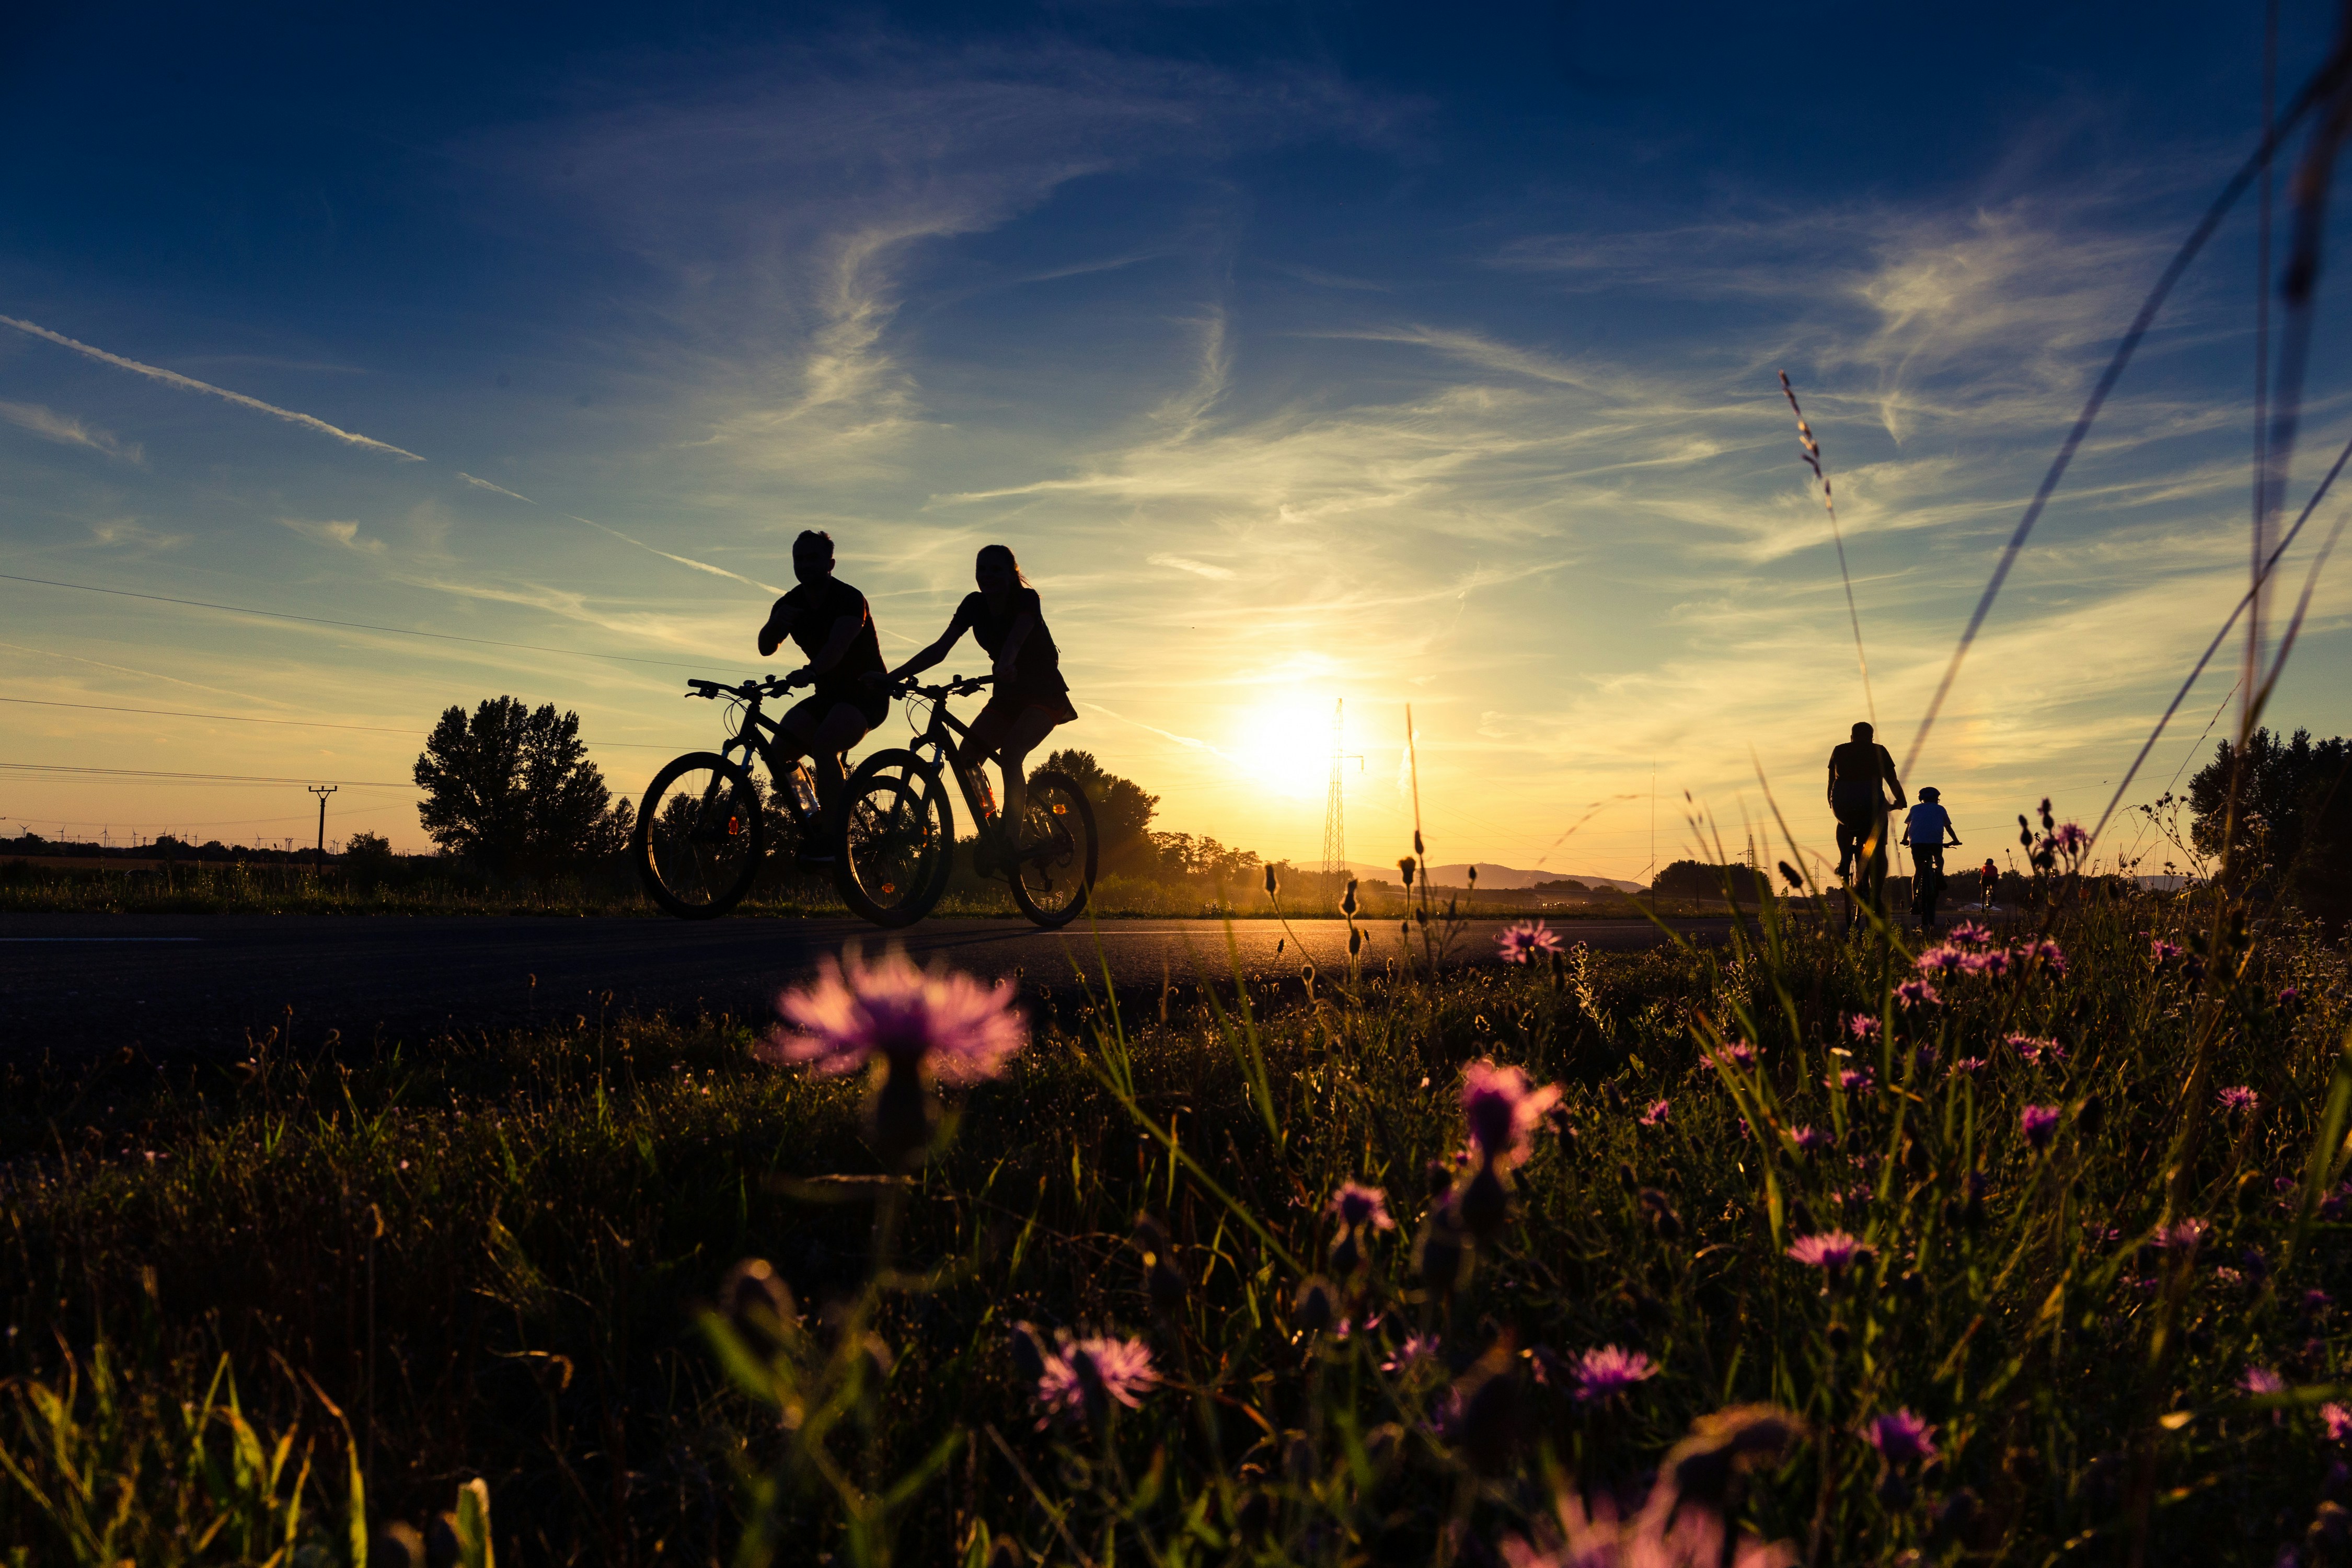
[886,544,1075,841]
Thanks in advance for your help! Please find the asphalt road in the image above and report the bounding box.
[0,912,1728,1056]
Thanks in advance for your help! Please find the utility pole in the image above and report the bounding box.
[1319,700,1363,890]
[309,785,338,876]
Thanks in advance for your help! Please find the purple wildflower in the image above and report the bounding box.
[2152,1218,2207,1255]
[2212,1266,2245,1288]
[1034,1335,1157,1424]
[1327,1181,1396,1231]
[1572,1345,1659,1402]
[1895,979,1941,1009]
[2015,937,2068,974]
[1786,1230,1873,1277]
[1641,1099,1671,1127]
[1460,1059,1564,1170]
[2218,1086,2259,1113]
[1497,919,1566,965]
[765,951,1026,1083]
[1950,1055,1989,1075]
[1705,1039,1759,1070]
[1829,1067,1875,1094]
[1865,1409,1939,1468]
[1915,944,1968,976]
[2007,1034,2067,1066]
[2151,938,2184,964]
[1381,1334,1438,1374]
[2324,1403,2352,1443]
[1948,920,1994,946]
[2241,1365,2287,1397]
[2019,1104,2061,1151]
[1793,1125,1832,1155]
[1847,1013,1881,1041]
[2051,823,2089,854]
[1961,948,2013,979]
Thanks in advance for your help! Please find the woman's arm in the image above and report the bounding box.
[886,608,971,683]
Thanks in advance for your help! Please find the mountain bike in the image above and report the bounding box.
[1909,841,1954,933]
[631,671,851,919]
[835,674,1098,929]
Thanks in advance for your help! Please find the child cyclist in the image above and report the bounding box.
[884,544,1077,857]
[1901,786,1962,930]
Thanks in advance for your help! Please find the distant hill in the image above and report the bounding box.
[1341,860,1644,894]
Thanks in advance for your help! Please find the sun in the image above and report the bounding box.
[1231,696,1344,802]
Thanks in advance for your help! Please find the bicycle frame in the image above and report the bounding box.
[893,680,1004,838]
[688,677,837,839]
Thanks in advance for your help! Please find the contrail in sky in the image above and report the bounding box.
[0,314,424,460]
[458,472,780,594]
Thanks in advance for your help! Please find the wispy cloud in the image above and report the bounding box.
[89,518,187,549]
[1149,552,1236,580]
[456,471,534,502]
[0,315,422,460]
[0,399,144,463]
[278,517,387,555]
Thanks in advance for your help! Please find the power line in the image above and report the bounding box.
[0,694,679,747]
[0,572,716,673]
[0,762,417,788]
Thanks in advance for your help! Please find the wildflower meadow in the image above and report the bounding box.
[2,837,2349,1565]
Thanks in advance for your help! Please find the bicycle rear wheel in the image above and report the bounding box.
[634,751,765,919]
[1007,767,1096,929]
[836,749,954,928]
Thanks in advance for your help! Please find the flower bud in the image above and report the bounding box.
[1331,1228,1363,1276]
[1399,856,1416,887]
[1008,1321,1048,1384]
[985,1537,1026,1568]
[1459,1162,1510,1240]
[719,1257,798,1344]
[1416,1212,1468,1295]
[1294,1275,1335,1332]
[1264,863,1279,896]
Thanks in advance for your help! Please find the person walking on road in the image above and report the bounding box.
[1827,720,1906,931]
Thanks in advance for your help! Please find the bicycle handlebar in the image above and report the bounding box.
[683,672,806,701]
[893,673,994,700]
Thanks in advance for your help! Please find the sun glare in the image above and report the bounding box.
[1232,698,1344,801]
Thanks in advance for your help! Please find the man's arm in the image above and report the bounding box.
[1879,747,1907,810]
[1827,756,1839,808]
[756,597,797,658]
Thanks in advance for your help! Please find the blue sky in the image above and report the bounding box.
[4,1,2349,880]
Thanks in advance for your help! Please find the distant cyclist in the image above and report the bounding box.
[1979,857,2000,909]
[755,530,891,837]
[1901,786,1961,931]
[886,544,1077,851]
[1827,721,1907,883]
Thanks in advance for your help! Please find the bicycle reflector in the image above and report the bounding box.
[1052,802,1067,815]
[727,815,742,835]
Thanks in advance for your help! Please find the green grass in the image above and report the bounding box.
[3,883,2345,1564]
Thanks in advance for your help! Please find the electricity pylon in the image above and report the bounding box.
[1320,701,1362,884]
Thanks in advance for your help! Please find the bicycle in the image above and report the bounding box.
[631,670,857,919]
[834,673,1098,929]
[1909,840,1954,933]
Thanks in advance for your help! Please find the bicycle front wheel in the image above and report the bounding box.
[633,751,765,919]
[1007,767,1097,929]
[836,749,954,928]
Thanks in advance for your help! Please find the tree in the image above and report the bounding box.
[414,696,630,872]
[1037,748,1159,869]
[2187,727,2352,907]
[1653,859,1770,900]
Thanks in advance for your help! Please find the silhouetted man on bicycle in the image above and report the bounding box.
[756,530,890,841]
[1827,720,1906,927]
[1901,786,1960,932]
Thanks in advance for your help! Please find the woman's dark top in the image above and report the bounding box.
[779,577,889,727]
[951,587,1070,711]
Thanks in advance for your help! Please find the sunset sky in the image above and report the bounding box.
[5,1,2350,882]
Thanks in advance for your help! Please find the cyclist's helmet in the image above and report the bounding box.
[1918,786,1941,801]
